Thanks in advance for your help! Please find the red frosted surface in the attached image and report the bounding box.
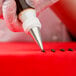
[0,42,76,76]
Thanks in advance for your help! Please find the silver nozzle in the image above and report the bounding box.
[29,27,44,51]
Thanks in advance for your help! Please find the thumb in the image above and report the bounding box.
[2,0,24,32]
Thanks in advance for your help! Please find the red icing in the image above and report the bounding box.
[0,42,76,76]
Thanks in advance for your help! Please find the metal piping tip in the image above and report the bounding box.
[29,27,44,51]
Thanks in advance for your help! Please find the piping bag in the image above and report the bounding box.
[15,0,44,51]
[15,0,58,51]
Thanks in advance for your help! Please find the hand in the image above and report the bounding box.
[2,0,57,32]
[2,0,23,32]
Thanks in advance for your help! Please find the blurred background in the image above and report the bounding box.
[0,8,72,42]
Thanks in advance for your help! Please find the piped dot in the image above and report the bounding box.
[42,50,45,52]
[60,49,65,52]
[68,48,73,51]
[51,49,55,52]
